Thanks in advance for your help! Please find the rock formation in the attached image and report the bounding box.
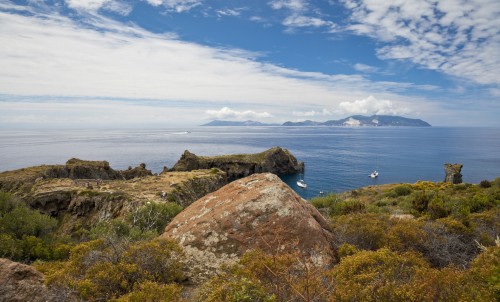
[119,163,153,180]
[444,163,463,184]
[0,258,70,302]
[170,147,304,181]
[161,173,335,283]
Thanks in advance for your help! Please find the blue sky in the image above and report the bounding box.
[0,0,499,127]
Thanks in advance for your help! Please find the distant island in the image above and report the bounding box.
[202,115,431,127]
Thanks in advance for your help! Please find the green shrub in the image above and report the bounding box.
[428,195,450,220]
[129,202,182,234]
[479,180,492,188]
[330,199,366,216]
[394,185,413,196]
[411,191,433,213]
[0,191,61,261]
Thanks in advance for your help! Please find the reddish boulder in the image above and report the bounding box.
[161,173,335,283]
[0,258,60,302]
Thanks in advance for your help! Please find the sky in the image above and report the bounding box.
[0,0,499,128]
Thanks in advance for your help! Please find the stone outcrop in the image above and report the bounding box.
[0,258,71,302]
[161,173,335,283]
[444,163,463,184]
[170,147,304,181]
[119,163,153,180]
[46,158,125,180]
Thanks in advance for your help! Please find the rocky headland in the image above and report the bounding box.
[170,146,304,181]
[0,159,227,231]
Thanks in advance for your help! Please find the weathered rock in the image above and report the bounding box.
[161,173,335,283]
[0,258,72,302]
[444,163,463,184]
[119,163,153,180]
[170,147,304,181]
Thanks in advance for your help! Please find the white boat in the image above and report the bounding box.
[297,179,308,188]
[369,170,379,178]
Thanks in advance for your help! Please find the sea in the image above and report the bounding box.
[1,127,499,199]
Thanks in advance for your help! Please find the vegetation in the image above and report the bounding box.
[1,176,499,301]
[0,192,70,261]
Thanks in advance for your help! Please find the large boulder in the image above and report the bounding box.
[444,163,463,184]
[161,173,335,283]
[0,258,69,302]
[170,147,304,181]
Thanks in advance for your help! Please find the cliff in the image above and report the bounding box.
[0,161,227,231]
[170,147,304,181]
[161,173,335,283]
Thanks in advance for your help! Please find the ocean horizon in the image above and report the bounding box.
[1,126,499,199]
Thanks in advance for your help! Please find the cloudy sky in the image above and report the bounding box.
[0,0,499,128]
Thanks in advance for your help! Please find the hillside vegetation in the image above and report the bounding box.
[1,177,499,301]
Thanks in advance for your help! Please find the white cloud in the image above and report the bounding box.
[269,0,306,12]
[337,95,410,116]
[153,0,203,12]
[342,0,500,86]
[216,8,242,17]
[292,109,331,117]
[65,0,132,15]
[205,107,273,120]
[269,0,335,31]
[283,15,335,29]
[353,63,379,73]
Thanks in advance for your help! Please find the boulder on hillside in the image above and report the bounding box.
[170,147,304,181]
[161,173,335,283]
[0,258,72,302]
[444,163,463,184]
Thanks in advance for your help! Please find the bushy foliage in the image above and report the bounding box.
[310,194,365,216]
[41,238,185,301]
[480,180,492,188]
[394,185,413,196]
[113,281,183,302]
[197,249,332,302]
[129,201,182,234]
[0,191,67,261]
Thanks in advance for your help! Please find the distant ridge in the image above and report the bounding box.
[202,115,431,127]
[201,120,279,126]
[318,115,431,127]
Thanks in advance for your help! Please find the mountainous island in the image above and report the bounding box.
[0,148,498,301]
[202,115,431,127]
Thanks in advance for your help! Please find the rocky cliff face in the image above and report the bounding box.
[444,163,463,184]
[1,168,226,232]
[0,258,71,302]
[170,147,304,181]
[161,173,335,283]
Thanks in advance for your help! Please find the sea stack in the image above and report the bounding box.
[444,163,463,184]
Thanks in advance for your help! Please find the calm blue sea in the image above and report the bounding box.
[1,127,499,199]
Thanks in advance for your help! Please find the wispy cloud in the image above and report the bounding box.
[341,0,500,86]
[155,0,203,13]
[269,0,335,31]
[353,63,379,73]
[205,107,273,120]
[65,0,133,15]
